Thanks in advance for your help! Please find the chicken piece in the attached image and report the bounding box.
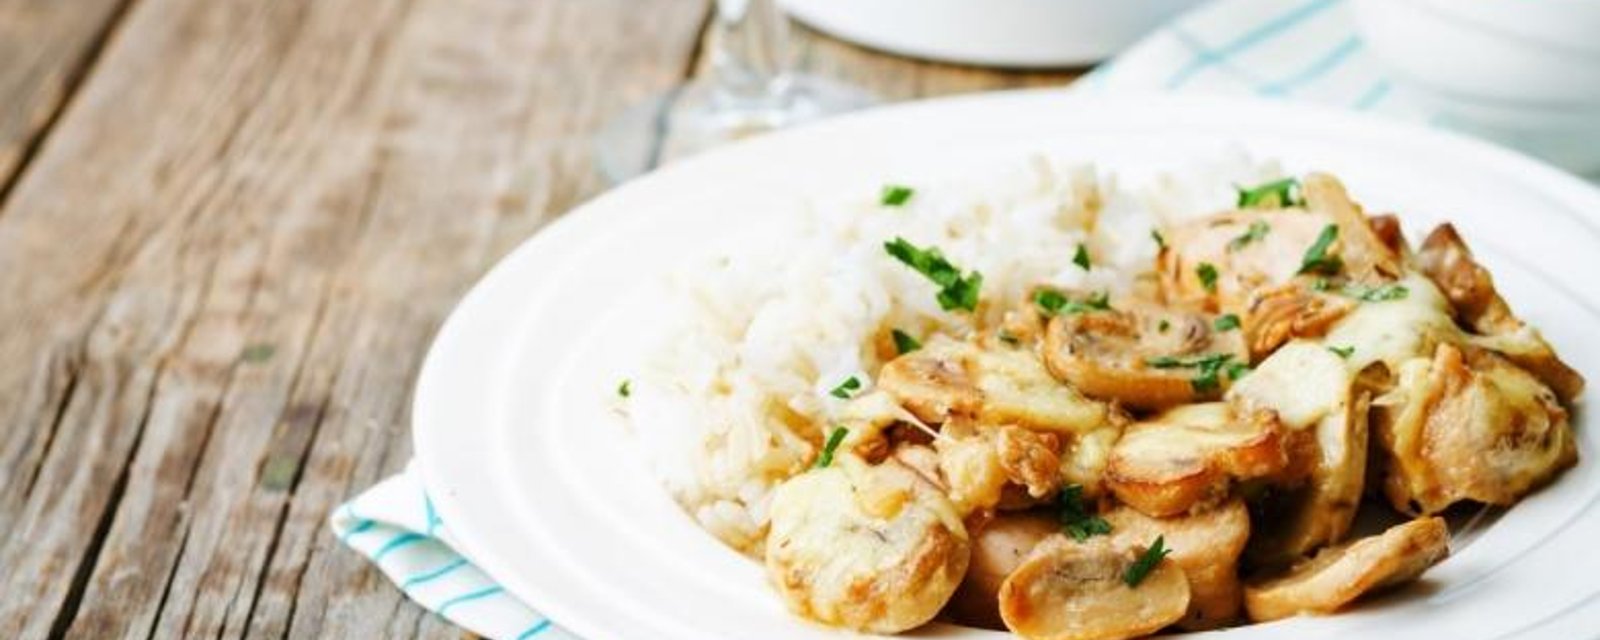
[999,536,1190,640]
[1042,300,1247,411]
[1105,500,1251,630]
[1374,342,1576,515]
[1229,341,1369,567]
[936,423,1067,515]
[1318,273,1461,371]
[1415,223,1585,402]
[948,513,1060,629]
[878,336,1108,433]
[1244,517,1450,622]
[1157,174,1402,314]
[765,454,970,633]
[1243,280,1356,359]
[1104,403,1290,517]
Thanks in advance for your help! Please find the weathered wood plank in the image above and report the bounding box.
[0,0,709,638]
[0,0,134,198]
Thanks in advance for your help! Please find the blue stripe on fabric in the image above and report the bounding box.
[1258,36,1363,96]
[516,619,554,639]
[1353,80,1392,110]
[436,586,505,615]
[373,532,427,562]
[400,558,470,589]
[339,519,375,543]
[1167,28,1267,86]
[1165,0,1342,89]
[423,493,440,536]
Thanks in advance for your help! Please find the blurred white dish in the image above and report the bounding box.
[415,91,1600,640]
[782,0,1202,68]
[1352,0,1600,174]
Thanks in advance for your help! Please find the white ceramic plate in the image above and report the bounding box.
[415,92,1600,640]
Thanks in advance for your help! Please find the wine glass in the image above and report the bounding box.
[595,0,874,183]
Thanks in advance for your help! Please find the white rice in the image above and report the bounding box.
[629,151,1283,553]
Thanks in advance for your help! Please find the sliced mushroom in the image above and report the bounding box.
[1104,403,1291,518]
[1229,341,1369,567]
[1243,280,1356,359]
[948,512,1060,630]
[878,336,1108,433]
[1244,517,1450,622]
[1042,300,1247,411]
[1374,342,1576,515]
[936,423,1067,515]
[765,454,970,633]
[1415,223,1585,402]
[999,536,1191,640]
[1105,500,1251,630]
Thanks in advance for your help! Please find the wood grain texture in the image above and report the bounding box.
[0,0,134,199]
[0,2,1080,638]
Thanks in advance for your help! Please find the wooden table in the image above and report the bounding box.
[0,1,1078,637]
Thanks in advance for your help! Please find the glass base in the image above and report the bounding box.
[594,75,874,184]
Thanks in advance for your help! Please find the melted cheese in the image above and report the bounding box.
[1321,273,1459,370]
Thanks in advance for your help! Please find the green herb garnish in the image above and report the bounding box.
[998,331,1020,346]
[1058,485,1112,542]
[1213,314,1240,332]
[884,237,983,312]
[829,376,862,399]
[814,426,848,469]
[1341,282,1409,302]
[892,329,922,354]
[1236,177,1303,208]
[1158,319,1171,333]
[1035,289,1112,317]
[1197,263,1219,293]
[240,343,276,364]
[617,379,631,397]
[881,184,914,206]
[1146,353,1248,392]
[1329,345,1355,359]
[1228,220,1271,251]
[1123,536,1172,587]
[1151,229,1167,251]
[1073,244,1091,271]
[1299,224,1343,275]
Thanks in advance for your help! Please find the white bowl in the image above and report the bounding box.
[783,0,1203,68]
[1352,0,1600,174]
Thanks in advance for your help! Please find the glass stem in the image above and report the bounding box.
[709,0,793,109]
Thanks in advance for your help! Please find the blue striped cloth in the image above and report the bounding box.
[331,2,1514,637]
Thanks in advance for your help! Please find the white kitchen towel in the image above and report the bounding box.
[330,1,1439,637]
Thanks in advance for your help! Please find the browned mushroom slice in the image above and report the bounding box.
[948,512,1060,630]
[1104,403,1290,518]
[1042,301,1246,411]
[1375,342,1576,515]
[765,454,970,633]
[1244,517,1450,622]
[1243,280,1357,359]
[999,536,1190,640]
[1415,223,1585,402]
[1105,500,1250,630]
[1229,342,1369,567]
[878,336,1108,433]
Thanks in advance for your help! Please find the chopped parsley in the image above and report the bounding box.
[1057,485,1112,542]
[1310,277,1334,292]
[814,426,848,469]
[1146,353,1249,392]
[1341,282,1410,302]
[1236,177,1304,208]
[1213,313,1241,332]
[829,376,862,399]
[884,237,983,312]
[998,331,1020,346]
[880,184,914,206]
[617,379,631,398]
[1298,224,1343,275]
[1123,535,1172,587]
[1151,229,1167,251]
[891,329,922,354]
[1036,289,1113,317]
[1197,263,1219,293]
[1157,319,1171,333]
[1228,220,1271,251]
[1329,345,1355,359]
[1073,244,1091,271]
